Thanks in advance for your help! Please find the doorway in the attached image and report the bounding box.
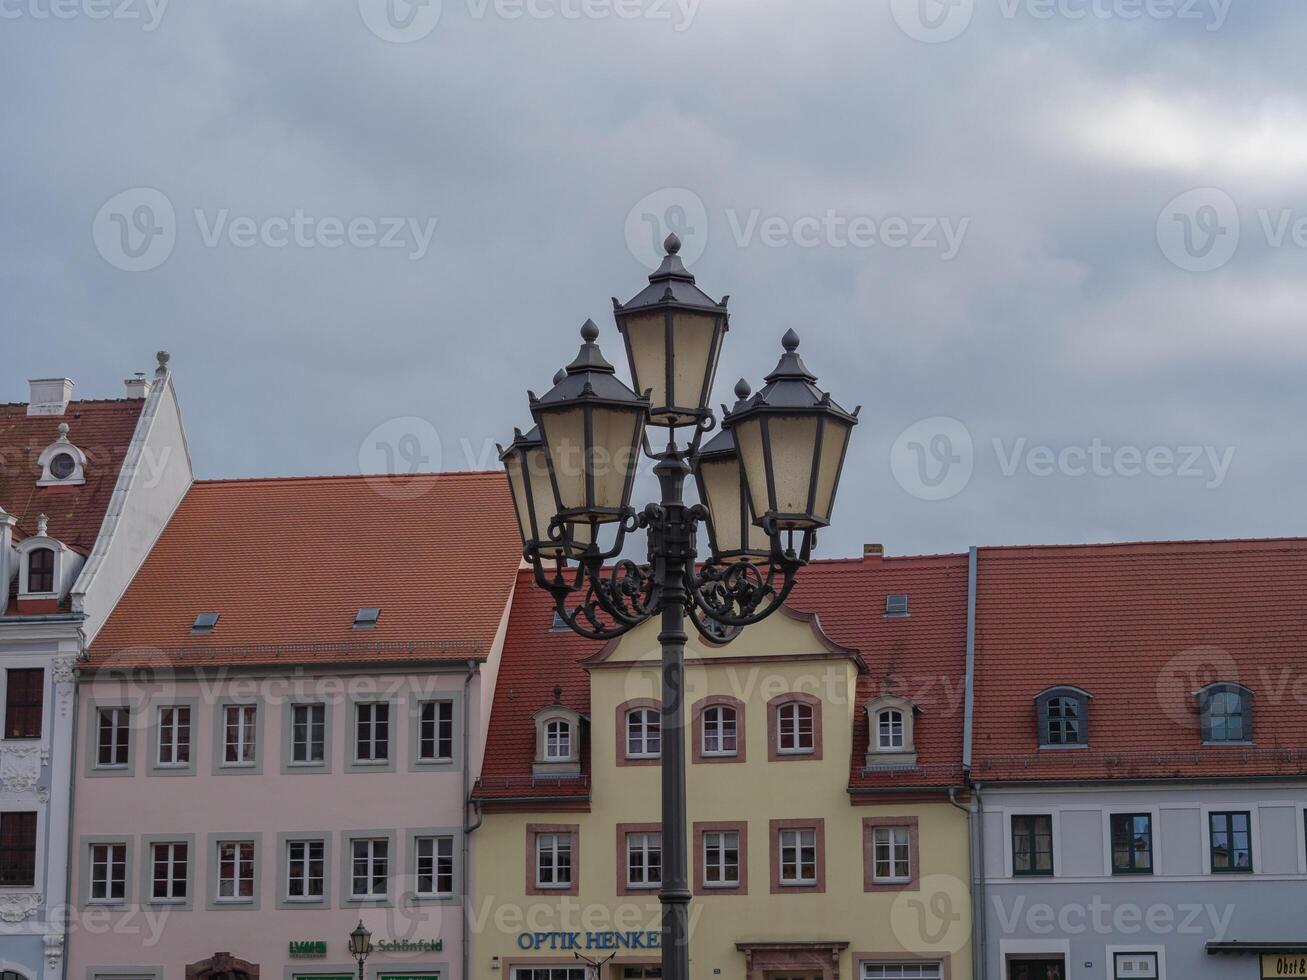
[1009,959,1065,980]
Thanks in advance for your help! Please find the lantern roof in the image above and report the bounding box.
[530,320,649,408]
[615,233,727,314]
[697,379,755,459]
[497,424,542,462]
[730,330,859,420]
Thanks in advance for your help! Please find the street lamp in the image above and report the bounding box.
[501,233,859,980]
[348,920,372,980]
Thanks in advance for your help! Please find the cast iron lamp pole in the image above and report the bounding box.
[500,235,859,980]
[348,920,372,980]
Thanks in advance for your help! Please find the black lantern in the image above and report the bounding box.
[529,320,650,525]
[498,424,594,558]
[691,380,771,563]
[613,233,728,428]
[348,919,372,958]
[723,329,859,531]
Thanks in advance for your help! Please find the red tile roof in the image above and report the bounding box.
[88,472,523,668]
[971,538,1307,781]
[474,551,970,805]
[0,399,144,552]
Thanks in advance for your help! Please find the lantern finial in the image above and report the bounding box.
[580,318,600,342]
[664,232,682,255]
[782,328,800,352]
[733,378,752,403]
[553,368,567,385]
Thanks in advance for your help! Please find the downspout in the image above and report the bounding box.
[962,546,985,980]
[62,646,85,980]
[462,660,481,980]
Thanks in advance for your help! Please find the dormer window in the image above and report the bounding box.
[36,422,87,486]
[533,696,582,776]
[1198,683,1253,744]
[26,548,54,594]
[864,694,918,768]
[1035,686,1093,748]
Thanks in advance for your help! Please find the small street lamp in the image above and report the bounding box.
[500,233,859,980]
[348,920,372,980]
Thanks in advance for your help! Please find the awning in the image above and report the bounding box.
[1208,944,1307,955]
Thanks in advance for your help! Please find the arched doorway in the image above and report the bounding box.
[4,971,32,980]
[185,952,260,980]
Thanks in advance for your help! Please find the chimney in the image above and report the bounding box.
[124,373,152,399]
[27,378,74,416]
[864,543,884,559]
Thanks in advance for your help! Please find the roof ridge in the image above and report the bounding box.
[193,471,506,486]
[979,535,1307,557]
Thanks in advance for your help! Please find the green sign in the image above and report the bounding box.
[289,942,328,958]
[294,976,350,980]
[376,939,443,952]
[379,975,440,980]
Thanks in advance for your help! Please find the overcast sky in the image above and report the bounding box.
[3,0,1306,560]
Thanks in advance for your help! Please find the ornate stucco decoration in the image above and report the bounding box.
[0,892,42,922]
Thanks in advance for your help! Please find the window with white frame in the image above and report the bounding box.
[877,709,904,750]
[351,838,389,898]
[355,701,390,763]
[290,703,325,764]
[701,705,738,756]
[286,839,325,899]
[415,835,454,896]
[216,840,255,901]
[419,699,454,761]
[703,830,739,887]
[777,701,815,754]
[223,704,257,765]
[512,970,586,980]
[544,719,572,762]
[535,832,572,888]
[862,963,942,980]
[626,831,661,888]
[89,842,127,901]
[150,841,188,901]
[873,826,912,882]
[778,827,817,885]
[97,707,130,767]
[157,705,191,766]
[1113,953,1158,980]
[626,708,661,759]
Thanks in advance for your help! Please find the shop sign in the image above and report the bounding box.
[289,941,328,958]
[376,940,443,953]
[516,931,661,951]
[1263,955,1307,979]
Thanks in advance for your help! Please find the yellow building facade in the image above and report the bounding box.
[472,557,973,980]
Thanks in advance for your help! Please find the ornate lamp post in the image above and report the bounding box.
[348,920,372,980]
[500,234,859,980]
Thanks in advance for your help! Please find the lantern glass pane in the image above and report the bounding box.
[812,418,852,524]
[538,407,588,514]
[669,310,719,418]
[503,449,534,545]
[622,311,667,411]
[766,415,820,521]
[732,416,770,522]
[697,454,744,555]
[589,404,642,513]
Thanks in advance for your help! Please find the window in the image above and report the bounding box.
[885,593,910,616]
[621,971,661,979]
[778,827,818,885]
[0,811,37,886]
[703,830,740,887]
[191,612,219,634]
[217,840,255,901]
[1114,953,1159,980]
[286,839,325,899]
[1209,811,1253,872]
[777,701,814,754]
[1201,684,1252,743]
[89,842,127,901]
[1111,813,1153,874]
[873,826,912,882]
[223,704,257,765]
[355,702,390,763]
[1046,697,1081,745]
[877,709,904,750]
[418,700,454,761]
[536,833,572,889]
[353,607,380,628]
[862,964,942,980]
[512,970,586,980]
[151,841,188,901]
[27,548,55,593]
[701,705,738,757]
[97,707,130,767]
[415,835,454,897]
[291,703,325,764]
[544,719,572,762]
[626,708,661,759]
[626,832,662,888]
[1012,815,1054,876]
[1035,687,1092,746]
[351,838,389,898]
[4,668,43,739]
[157,705,191,766]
